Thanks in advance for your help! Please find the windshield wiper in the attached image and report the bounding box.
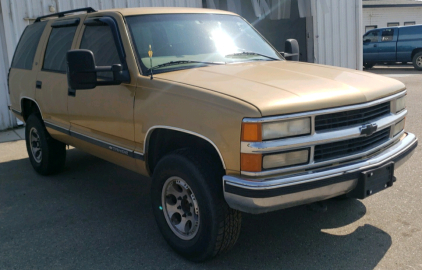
[146,60,223,74]
[225,51,279,61]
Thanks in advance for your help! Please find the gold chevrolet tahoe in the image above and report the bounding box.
[8,7,418,261]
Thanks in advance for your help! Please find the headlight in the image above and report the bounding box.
[262,118,311,141]
[263,149,309,169]
[395,96,406,113]
[393,118,405,136]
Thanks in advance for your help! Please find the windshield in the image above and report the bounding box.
[126,14,283,75]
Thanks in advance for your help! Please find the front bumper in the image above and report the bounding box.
[223,132,418,214]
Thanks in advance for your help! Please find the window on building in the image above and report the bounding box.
[387,22,399,27]
[381,28,394,42]
[80,25,121,79]
[43,26,77,73]
[365,25,377,32]
[11,21,47,70]
[404,21,416,26]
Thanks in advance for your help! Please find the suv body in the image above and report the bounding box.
[8,7,418,261]
[363,24,422,69]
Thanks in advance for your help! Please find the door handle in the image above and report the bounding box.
[36,81,42,89]
[374,44,377,47]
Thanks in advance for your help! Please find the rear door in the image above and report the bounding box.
[377,28,397,62]
[35,18,82,135]
[363,30,380,62]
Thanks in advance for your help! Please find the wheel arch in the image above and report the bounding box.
[144,126,226,175]
[411,48,422,59]
[20,97,43,122]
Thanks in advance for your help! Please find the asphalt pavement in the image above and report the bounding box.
[1,65,422,269]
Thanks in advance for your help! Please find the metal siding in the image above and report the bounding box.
[363,7,422,32]
[0,0,202,130]
[313,0,362,70]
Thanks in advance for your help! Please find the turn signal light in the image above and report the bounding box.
[241,153,262,172]
[241,123,262,142]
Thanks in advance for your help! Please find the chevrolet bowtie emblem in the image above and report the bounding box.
[360,124,378,136]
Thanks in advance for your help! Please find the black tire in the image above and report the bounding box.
[25,114,66,175]
[150,148,241,262]
[412,52,422,70]
[364,63,375,69]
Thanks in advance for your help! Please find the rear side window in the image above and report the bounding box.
[11,21,47,70]
[381,29,394,42]
[43,26,78,73]
[80,25,121,79]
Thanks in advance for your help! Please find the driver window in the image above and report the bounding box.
[364,31,379,43]
[80,24,121,79]
[381,29,394,42]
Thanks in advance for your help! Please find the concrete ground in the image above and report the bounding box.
[1,66,421,269]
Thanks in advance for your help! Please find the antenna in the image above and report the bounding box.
[148,45,153,80]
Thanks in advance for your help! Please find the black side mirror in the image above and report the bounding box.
[67,50,97,89]
[363,39,371,43]
[67,49,128,90]
[281,39,300,61]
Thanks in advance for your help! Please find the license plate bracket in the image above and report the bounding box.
[349,162,395,199]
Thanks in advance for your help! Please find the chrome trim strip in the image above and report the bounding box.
[225,132,417,190]
[44,121,144,161]
[144,125,226,169]
[20,96,44,120]
[243,91,406,123]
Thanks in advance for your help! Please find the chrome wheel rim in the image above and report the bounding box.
[417,56,422,67]
[161,177,200,240]
[29,127,42,163]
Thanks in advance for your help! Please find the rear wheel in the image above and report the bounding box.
[151,149,241,262]
[25,114,66,175]
[412,52,422,70]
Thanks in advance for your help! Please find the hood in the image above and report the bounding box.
[156,61,405,116]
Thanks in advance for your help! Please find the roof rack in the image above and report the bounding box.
[34,7,97,23]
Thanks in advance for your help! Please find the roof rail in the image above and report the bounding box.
[34,7,97,23]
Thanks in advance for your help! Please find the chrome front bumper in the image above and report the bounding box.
[223,132,418,214]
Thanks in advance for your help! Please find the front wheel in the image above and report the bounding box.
[412,52,422,70]
[150,149,241,262]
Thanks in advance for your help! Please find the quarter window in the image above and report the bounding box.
[381,29,394,42]
[11,21,47,70]
[43,26,78,73]
[80,25,121,79]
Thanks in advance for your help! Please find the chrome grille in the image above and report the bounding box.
[315,102,391,131]
[314,128,391,162]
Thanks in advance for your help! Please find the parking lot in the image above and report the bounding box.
[1,66,421,270]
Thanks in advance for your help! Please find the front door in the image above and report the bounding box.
[67,15,137,170]
[363,30,380,63]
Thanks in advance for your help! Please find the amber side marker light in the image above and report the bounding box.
[241,153,263,172]
[241,122,262,142]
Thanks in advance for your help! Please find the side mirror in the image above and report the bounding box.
[67,50,97,90]
[363,39,371,43]
[66,49,128,90]
[281,39,300,61]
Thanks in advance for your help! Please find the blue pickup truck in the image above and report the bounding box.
[363,25,422,70]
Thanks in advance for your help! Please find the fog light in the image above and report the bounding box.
[263,149,309,169]
[393,119,405,136]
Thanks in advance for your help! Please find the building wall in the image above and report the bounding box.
[363,6,422,33]
[312,0,363,70]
